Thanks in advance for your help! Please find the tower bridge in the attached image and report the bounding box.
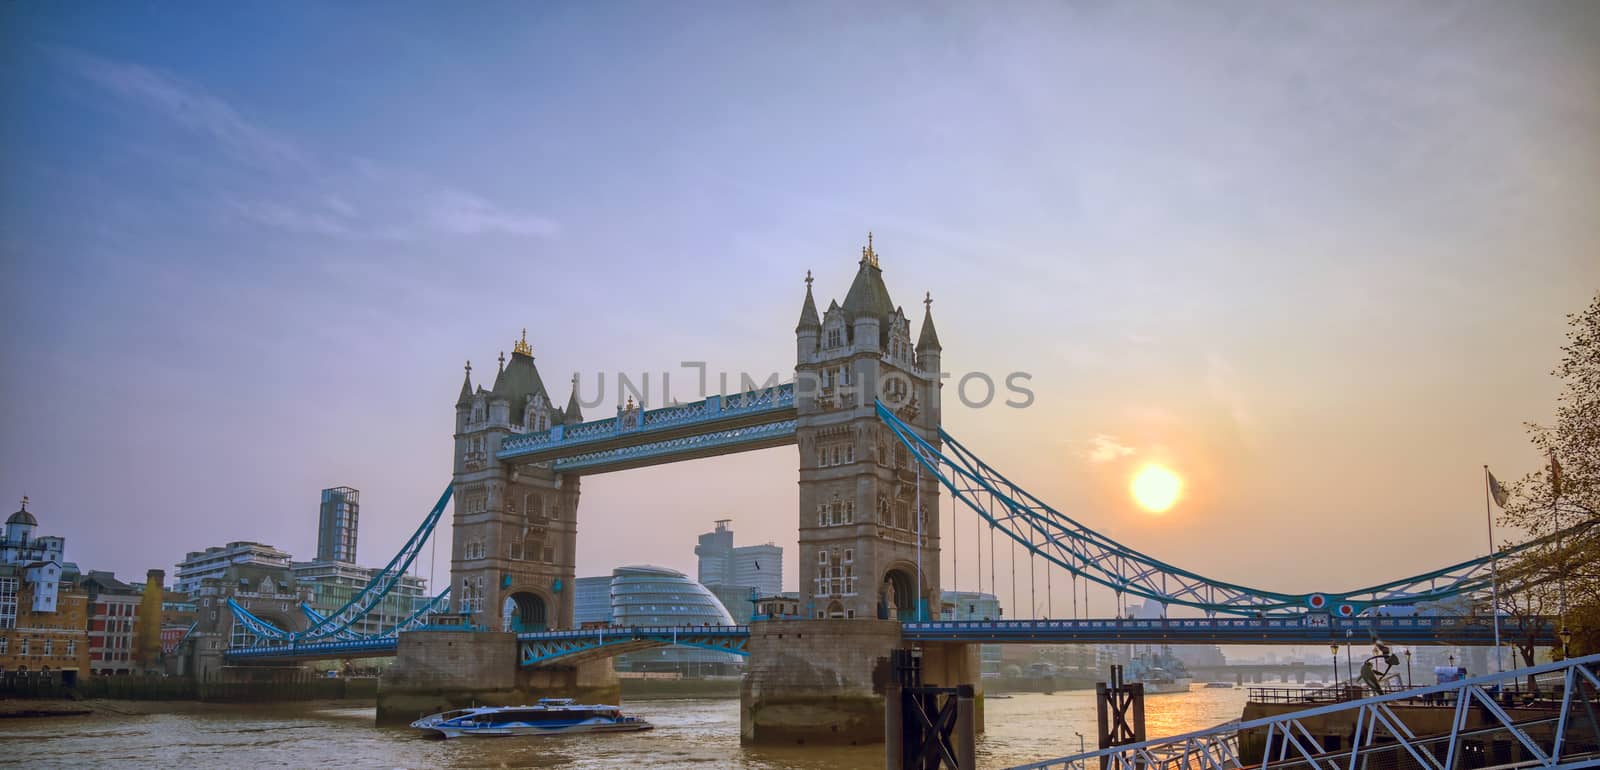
[222,236,1567,745]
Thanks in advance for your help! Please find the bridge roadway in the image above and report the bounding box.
[224,614,1543,664]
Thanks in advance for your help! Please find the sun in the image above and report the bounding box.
[1130,464,1183,514]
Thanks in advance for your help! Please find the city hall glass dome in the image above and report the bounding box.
[610,565,740,672]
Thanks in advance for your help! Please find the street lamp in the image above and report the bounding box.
[1330,644,1340,689]
[1345,628,1354,686]
[1074,731,1086,755]
[1404,649,1412,689]
[1560,627,1573,659]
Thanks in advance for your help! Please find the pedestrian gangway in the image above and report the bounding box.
[1008,653,1600,770]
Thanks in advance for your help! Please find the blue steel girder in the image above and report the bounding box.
[902,615,1560,646]
[224,636,400,661]
[516,626,751,668]
[876,401,1586,617]
[497,384,797,473]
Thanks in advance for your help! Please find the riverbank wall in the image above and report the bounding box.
[1,671,378,703]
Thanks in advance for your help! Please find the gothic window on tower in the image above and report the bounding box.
[826,328,843,349]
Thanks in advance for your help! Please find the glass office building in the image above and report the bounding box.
[609,565,740,674]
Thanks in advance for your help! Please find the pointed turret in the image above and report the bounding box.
[917,292,942,352]
[796,270,821,331]
[456,361,474,407]
[564,375,584,425]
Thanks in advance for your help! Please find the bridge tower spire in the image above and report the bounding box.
[795,235,942,621]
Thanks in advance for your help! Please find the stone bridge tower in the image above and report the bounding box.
[794,235,943,622]
[451,332,585,632]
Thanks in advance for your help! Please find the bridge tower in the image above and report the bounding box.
[451,332,584,632]
[794,234,943,622]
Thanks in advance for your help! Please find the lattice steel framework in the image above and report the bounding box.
[1010,654,1600,770]
[878,401,1584,617]
[226,486,452,645]
[516,625,751,668]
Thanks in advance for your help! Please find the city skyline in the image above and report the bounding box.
[3,2,1599,612]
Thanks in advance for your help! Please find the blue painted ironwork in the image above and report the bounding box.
[226,588,451,659]
[497,383,796,466]
[515,625,751,668]
[226,636,401,660]
[225,485,451,644]
[1010,652,1600,770]
[877,401,1586,617]
[550,419,797,473]
[903,615,1558,646]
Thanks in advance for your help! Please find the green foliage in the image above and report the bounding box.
[1498,292,1600,655]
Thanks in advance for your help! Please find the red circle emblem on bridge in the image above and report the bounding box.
[1308,594,1326,609]
[1338,604,1355,617]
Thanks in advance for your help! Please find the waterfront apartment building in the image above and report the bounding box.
[81,571,140,675]
[290,560,429,636]
[174,541,295,595]
[316,486,360,564]
[1,498,91,681]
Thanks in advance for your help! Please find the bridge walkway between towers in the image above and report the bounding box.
[495,383,797,474]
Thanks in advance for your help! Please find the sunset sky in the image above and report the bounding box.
[3,2,1597,620]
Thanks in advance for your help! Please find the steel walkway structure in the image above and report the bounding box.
[496,383,797,474]
[1008,653,1600,770]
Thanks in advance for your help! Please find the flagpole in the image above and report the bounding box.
[1484,465,1504,673]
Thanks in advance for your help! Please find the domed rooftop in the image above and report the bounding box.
[7,497,37,527]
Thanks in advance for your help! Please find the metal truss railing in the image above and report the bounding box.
[516,625,751,667]
[902,615,1551,646]
[549,419,797,473]
[1011,653,1600,770]
[877,401,1583,617]
[499,382,796,458]
[225,485,451,644]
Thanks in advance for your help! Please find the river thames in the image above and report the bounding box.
[0,687,1250,769]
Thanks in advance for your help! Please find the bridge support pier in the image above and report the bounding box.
[741,620,983,746]
[376,630,618,725]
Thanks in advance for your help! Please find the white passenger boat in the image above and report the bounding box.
[410,698,653,738]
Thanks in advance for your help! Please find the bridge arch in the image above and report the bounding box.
[879,562,924,622]
[503,589,551,633]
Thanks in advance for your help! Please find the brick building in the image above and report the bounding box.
[1,498,91,681]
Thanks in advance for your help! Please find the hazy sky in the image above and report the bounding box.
[3,2,1597,620]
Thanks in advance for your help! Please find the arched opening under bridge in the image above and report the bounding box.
[506,592,548,633]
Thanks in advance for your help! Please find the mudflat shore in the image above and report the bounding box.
[0,698,373,719]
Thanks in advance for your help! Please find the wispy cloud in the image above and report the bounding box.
[1082,434,1136,463]
[426,189,560,237]
[59,49,306,170]
[54,48,558,243]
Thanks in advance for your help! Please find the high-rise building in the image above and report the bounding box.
[573,575,613,626]
[317,487,360,564]
[694,520,783,600]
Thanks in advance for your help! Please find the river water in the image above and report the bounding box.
[0,687,1249,769]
